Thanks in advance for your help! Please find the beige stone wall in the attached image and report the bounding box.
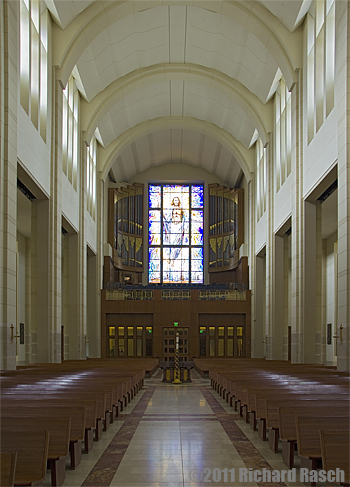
[1,0,349,370]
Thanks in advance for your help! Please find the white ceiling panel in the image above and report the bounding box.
[76,5,277,103]
[111,128,244,187]
[50,1,311,186]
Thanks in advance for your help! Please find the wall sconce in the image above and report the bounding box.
[333,324,343,341]
[262,335,267,344]
[10,324,20,341]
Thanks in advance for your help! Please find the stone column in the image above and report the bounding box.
[255,253,265,358]
[335,0,350,371]
[0,0,18,370]
[78,141,88,360]
[265,142,275,360]
[290,70,304,363]
[249,176,258,357]
[49,71,63,363]
[25,236,32,363]
[87,177,103,358]
[68,233,80,359]
[303,201,322,363]
[283,234,292,360]
[273,235,284,359]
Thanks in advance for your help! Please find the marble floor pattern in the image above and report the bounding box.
[44,370,313,487]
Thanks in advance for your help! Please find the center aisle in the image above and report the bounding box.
[53,370,304,487]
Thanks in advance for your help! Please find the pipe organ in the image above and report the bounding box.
[108,183,144,276]
[208,184,244,271]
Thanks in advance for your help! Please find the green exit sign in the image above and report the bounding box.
[174,322,178,327]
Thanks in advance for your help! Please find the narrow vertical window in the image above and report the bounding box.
[325,0,335,116]
[20,0,30,113]
[275,78,292,191]
[87,137,97,220]
[307,0,335,143]
[62,76,79,190]
[39,10,48,141]
[307,14,315,144]
[315,0,325,132]
[256,139,267,221]
[19,0,48,140]
[30,0,40,129]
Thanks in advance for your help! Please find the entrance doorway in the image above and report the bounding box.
[107,325,153,357]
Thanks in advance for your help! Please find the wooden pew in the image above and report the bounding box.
[1,392,99,445]
[0,357,153,484]
[1,405,86,467]
[266,399,349,454]
[2,417,70,487]
[256,393,349,441]
[197,358,350,466]
[0,452,17,487]
[320,430,350,486]
[296,416,350,470]
[244,383,348,427]
[0,430,49,486]
[278,405,350,467]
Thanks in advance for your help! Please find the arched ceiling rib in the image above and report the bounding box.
[82,64,272,148]
[92,81,259,151]
[56,1,300,91]
[75,5,278,105]
[49,0,308,34]
[47,0,308,185]
[99,117,255,184]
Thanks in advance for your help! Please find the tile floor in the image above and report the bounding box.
[43,370,313,487]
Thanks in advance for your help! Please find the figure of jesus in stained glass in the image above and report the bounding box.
[163,196,186,260]
[148,184,203,284]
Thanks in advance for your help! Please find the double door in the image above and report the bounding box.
[108,326,153,357]
[163,327,189,362]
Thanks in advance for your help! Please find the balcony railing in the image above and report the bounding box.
[105,290,153,301]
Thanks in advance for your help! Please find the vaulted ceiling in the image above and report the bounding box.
[48,0,309,186]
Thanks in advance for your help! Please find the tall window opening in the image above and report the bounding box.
[275,78,292,192]
[62,76,79,190]
[148,184,204,284]
[20,0,48,140]
[257,139,267,221]
[307,0,335,144]
[87,137,97,220]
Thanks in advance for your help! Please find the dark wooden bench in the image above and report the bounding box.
[266,399,349,453]
[2,417,70,487]
[0,430,49,486]
[296,416,350,471]
[245,382,348,427]
[256,392,349,441]
[0,452,17,487]
[278,405,350,467]
[1,405,86,468]
[0,358,155,484]
[320,430,350,486]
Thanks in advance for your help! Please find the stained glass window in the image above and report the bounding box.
[148,184,204,284]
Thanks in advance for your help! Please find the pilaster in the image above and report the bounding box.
[0,0,18,370]
[49,69,63,362]
[290,69,304,363]
[335,0,350,371]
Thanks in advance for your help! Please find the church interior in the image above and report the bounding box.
[1,0,350,486]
